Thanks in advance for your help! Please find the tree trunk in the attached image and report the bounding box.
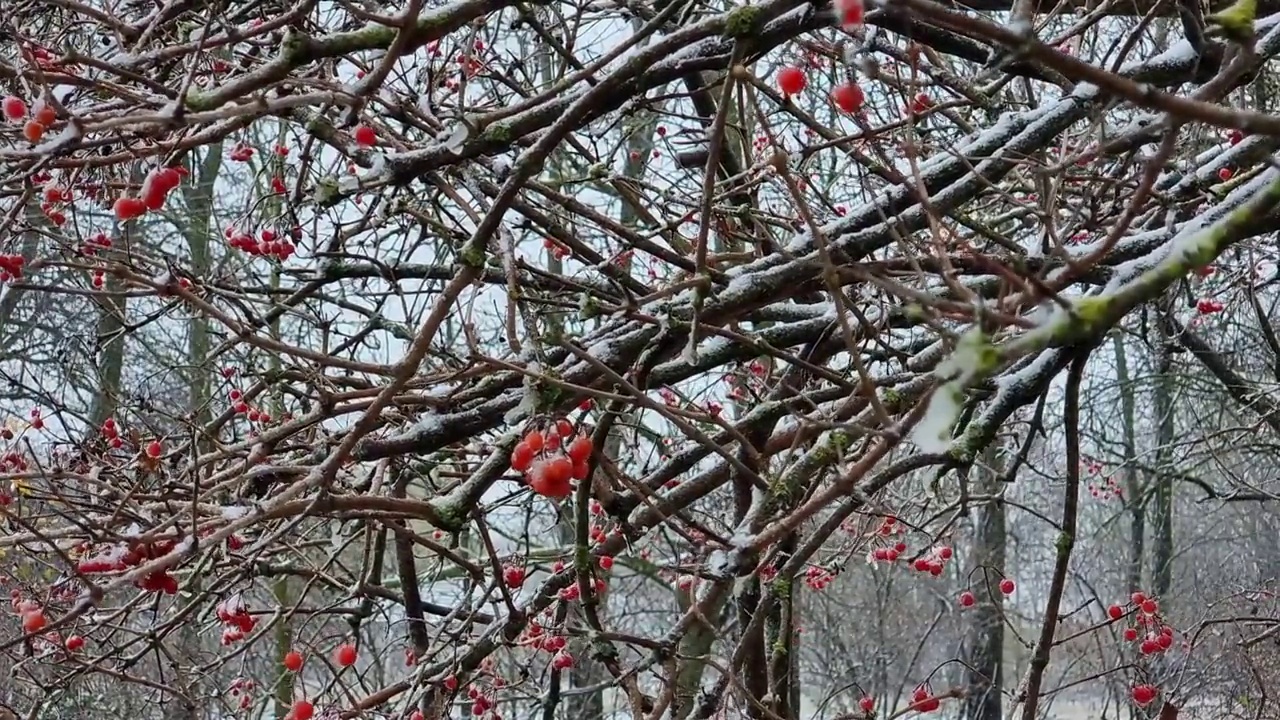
[962,443,1006,720]
[1113,333,1145,593]
[1151,322,1176,599]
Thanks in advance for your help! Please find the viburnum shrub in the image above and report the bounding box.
[0,0,1274,716]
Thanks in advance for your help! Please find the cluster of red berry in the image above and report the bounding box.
[959,578,1016,608]
[1105,592,1171,705]
[113,167,185,221]
[804,565,837,590]
[216,595,256,645]
[228,677,256,712]
[136,568,180,595]
[12,595,47,634]
[1084,459,1123,500]
[228,387,276,423]
[0,254,25,283]
[3,94,58,143]
[0,448,30,476]
[541,237,570,259]
[100,417,124,449]
[1111,592,1177,655]
[1132,684,1158,707]
[911,545,953,576]
[509,421,593,498]
[1195,298,1225,314]
[75,539,180,594]
[228,142,256,162]
[909,684,942,713]
[226,226,298,261]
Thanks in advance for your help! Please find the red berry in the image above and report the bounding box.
[777,66,807,96]
[524,430,545,454]
[65,635,85,651]
[546,456,573,484]
[529,460,572,498]
[1228,129,1244,145]
[146,440,163,458]
[937,546,953,560]
[503,565,525,588]
[909,92,933,115]
[999,578,1016,595]
[2,96,26,121]
[837,0,866,27]
[443,674,458,690]
[1132,684,1157,706]
[858,696,874,714]
[1108,604,1124,620]
[22,120,44,143]
[283,650,304,671]
[22,610,46,633]
[599,555,614,570]
[1131,591,1146,605]
[511,441,535,472]
[353,125,377,146]
[334,643,357,667]
[959,591,975,607]
[33,103,56,127]
[1219,167,1234,181]
[1123,627,1139,641]
[1141,599,1158,615]
[113,197,147,221]
[567,435,593,463]
[292,700,314,720]
[554,419,574,438]
[831,82,865,113]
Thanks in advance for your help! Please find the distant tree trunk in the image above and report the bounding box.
[181,143,223,431]
[1113,334,1145,593]
[1151,323,1176,599]
[962,443,1006,720]
[89,239,128,426]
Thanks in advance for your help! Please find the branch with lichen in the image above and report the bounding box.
[918,168,1280,456]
